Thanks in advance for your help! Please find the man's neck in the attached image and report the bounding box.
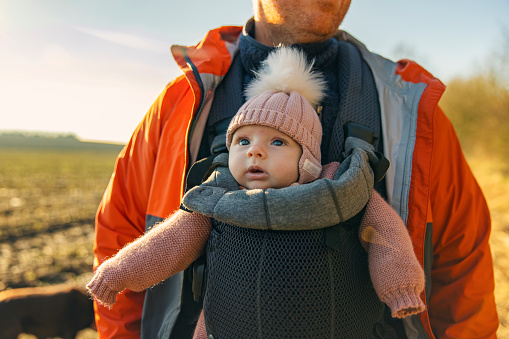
[250,17,334,46]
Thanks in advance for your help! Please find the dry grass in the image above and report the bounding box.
[0,146,119,339]
[0,147,117,291]
[466,155,509,338]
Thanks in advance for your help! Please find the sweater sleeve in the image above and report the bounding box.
[359,191,425,318]
[87,210,211,306]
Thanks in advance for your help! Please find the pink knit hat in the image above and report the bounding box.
[226,48,325,184]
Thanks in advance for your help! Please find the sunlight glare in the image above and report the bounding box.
[42,44,72,70]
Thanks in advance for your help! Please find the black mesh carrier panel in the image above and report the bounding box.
[203,214,387,338]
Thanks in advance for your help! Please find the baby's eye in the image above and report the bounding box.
[272,139,284,146]
[239,138,250,146]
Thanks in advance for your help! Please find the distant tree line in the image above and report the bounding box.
[440,30,509,163]
[0,131,124,151]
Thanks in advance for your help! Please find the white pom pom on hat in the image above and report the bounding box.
[226,47,326,184]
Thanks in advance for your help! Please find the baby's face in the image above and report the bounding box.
[229,125,302,190]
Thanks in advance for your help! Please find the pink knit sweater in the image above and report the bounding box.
[87,164,425,338]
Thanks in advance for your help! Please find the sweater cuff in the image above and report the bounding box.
[382,287,426,318]
[86,273,119,307]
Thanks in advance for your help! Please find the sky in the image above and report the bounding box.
[1,0,508,144]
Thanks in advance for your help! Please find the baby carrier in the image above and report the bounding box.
[142,40,402,338]
[183,136,392,338]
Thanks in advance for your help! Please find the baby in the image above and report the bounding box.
[87,48,425,338]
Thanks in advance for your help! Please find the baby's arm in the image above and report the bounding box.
[360,192,425,318]
[322,162,424,317]
[87,210,211,306]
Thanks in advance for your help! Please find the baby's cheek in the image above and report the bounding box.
[229,162,245,186]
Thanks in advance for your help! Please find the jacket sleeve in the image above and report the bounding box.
[428,107,498,338]
[92,77,191,338]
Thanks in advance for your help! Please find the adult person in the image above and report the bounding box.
[92,0,499,338]
[88,48,426,338]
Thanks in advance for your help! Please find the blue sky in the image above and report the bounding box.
[1,0,508,143]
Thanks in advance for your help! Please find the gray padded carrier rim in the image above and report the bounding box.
[183,137,376,230]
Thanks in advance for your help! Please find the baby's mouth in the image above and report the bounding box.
[246,166,268,179]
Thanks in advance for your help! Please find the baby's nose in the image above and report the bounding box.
[247,143,265,158]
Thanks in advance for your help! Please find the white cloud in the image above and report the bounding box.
[41,43,72,70]
[73,26,164,53]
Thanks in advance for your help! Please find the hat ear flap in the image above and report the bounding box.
[298,147,322,184]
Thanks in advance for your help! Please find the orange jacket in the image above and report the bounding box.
[93,26,498,338]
